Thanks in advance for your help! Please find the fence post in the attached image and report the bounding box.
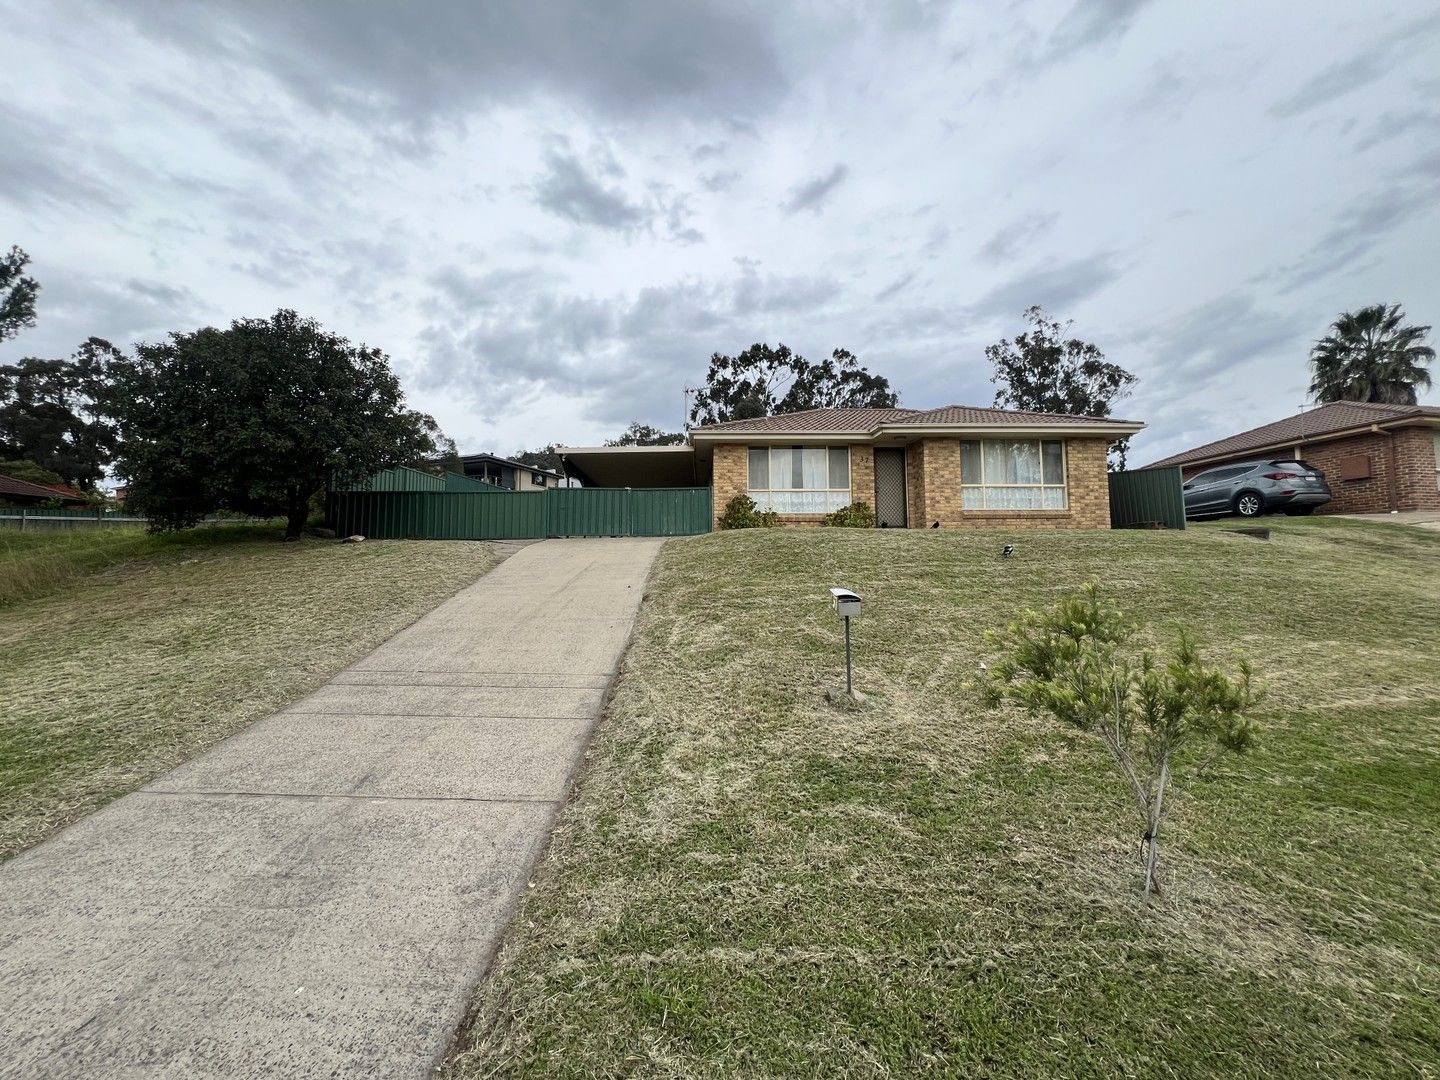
[19,508,26,532]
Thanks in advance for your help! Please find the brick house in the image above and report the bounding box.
[1146,401,1440,515]
[560,406,1144,529]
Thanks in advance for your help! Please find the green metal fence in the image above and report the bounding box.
[346,465,448,493]
[442,471,502,493]
[327,486,711,540]
[1108,467,1186,529]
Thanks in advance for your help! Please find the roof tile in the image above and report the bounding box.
[689,404,1135,435]
[1146,401,1440,467]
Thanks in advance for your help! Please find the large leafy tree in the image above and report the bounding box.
[0,339,118,489]
[511,445,563,473]
[0,246,40,343]
[986,306,1137,469]
[607,421,685,446]
[104,309,442,538]
[688,344,898,426]
[1309,303,1434,406]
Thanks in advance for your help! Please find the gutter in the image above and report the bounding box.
[1149,416,1433,471]
[689,421,1145,443]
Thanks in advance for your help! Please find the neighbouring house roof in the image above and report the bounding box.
[458,452,562,478]
[687,404,1141,437]
[1146,401,1440,469]
[0,473,90,505]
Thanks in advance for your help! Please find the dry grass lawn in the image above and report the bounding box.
[448,517,1440,1079]
[0,526,498,859]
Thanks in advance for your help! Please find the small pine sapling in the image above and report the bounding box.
[979,582,1261,899]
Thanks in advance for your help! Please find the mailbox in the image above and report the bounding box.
[829,587,862,618]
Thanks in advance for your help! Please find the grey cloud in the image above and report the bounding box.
[874,271,918,302]
[1269,11,1440,118]
[104,0,787,137]
[966,252,1123,322]
[781,164,849,215]
[0,109,128,215]
[1125,294,1315,463]
[1352,109,1440,153]
[1268,167,1439,294]
[1045,0,1154,62]
[531,149,705,243]
[533,150,650,232]
[700,170,741,192]
[415,263,842,429]
[3,274,210,363]
[979,212,1058,264]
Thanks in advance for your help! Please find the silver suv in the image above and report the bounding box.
[1182,459,1333,519]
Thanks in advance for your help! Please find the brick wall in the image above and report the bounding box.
[712,443,748,527]
[1394,427,1440,511]
[850,445,875,510]
[915,435,1111,529]
[905,440,927,526]
[1180,426,1440,514]
[712,436,1118,529]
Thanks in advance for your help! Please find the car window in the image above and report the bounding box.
[1186,469,1218,486]
[1270,460,1314,472]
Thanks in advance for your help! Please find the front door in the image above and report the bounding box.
[874,447,907,528]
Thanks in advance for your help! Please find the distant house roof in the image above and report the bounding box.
[688,405,1141,437]
[458,452,562,478]
[0,473,90,505]
[1146,401,1440,468]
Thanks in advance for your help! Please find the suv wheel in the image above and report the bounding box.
[1234,491,1264,518]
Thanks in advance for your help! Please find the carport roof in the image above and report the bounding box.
[559,445,703,488]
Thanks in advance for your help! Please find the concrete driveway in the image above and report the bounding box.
[1334,510,1440,531]
[0,537,664,1079]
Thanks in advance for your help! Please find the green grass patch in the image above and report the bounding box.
[448,517,1440,1078]
[0,527,498,858]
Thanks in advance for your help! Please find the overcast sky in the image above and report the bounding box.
[3,0,1437,463]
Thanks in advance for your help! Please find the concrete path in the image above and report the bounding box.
[0,538,664,1079]
[1334,509,1440,531]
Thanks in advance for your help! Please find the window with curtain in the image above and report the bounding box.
[747,446,852,513]
[960,439,1067,510]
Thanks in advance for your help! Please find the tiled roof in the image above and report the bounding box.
[689,405,1136,435]
[0,473,86,502]
[1146,401,1440,468]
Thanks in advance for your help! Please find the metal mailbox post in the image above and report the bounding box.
[829,587,862,697]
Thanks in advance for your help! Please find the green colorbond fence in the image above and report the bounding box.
[328,486,710,540]
[443,471,502,493]
[1108,466,1186,529]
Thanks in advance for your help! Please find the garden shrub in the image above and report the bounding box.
[717,493,778,530]
[822,501,876,528]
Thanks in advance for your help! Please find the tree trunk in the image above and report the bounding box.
[284,500,307,540]
[1143,757,1171,900]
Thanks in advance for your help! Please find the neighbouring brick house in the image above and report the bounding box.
[1146,401,1440,515]
[0,473,90,508]
[560,406,1143,529]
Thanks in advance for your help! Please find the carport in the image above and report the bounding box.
[558,444,712,489]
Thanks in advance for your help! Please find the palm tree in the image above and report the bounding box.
[1309,303,1435,405]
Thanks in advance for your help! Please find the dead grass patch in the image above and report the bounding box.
[0,528,498,858]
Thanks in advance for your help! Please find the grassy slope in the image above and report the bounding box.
[0,527,497,859]
[450,518,1440,1079]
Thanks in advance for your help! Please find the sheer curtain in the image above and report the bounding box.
[962,440,1066,510]
[748,446,852,512]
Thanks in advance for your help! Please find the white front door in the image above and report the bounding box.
[1433,432,1440,491]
